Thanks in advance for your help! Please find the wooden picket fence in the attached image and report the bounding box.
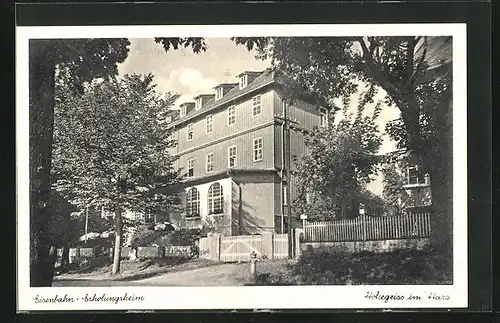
[303,213,432,242]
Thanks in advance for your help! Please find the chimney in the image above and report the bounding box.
[194,94,215,110]
[214,83,238,101]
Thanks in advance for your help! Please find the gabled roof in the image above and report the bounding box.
[213,83,238,89]
[171,69,274,126]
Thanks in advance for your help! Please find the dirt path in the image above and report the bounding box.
[135,263,249,286]
[53,260,292,286]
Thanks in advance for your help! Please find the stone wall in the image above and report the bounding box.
[301,238,430,254]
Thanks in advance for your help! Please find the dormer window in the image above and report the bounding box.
[195,97,203,110]
[239,75,248,89]
[180,106,187,117]
[215,87,224,100]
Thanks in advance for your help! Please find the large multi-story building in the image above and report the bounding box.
[158,69,329,235]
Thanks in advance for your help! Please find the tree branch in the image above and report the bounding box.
[406,37,428,89]
[356,38,406,108]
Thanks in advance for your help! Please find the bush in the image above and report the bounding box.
[131,230,171,247]
[291,248,452,285]
[169,228,204,246]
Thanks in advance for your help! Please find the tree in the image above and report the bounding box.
[52,73,183,275]
[381,163,409,217]
[293,97,383,221]
[233,36,452,249]
[29,37,206,286]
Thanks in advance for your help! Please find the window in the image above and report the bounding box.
[180,106,187,117]
[228,145,237,168]
[187,123,194,141]
[215,87,224,100]
[166,116,172,123]
[282,183,288,206]
[208,182,224,215]
[206,115,213,134]
[206,153,214,173]
[195,97,203,110]
[252,95,262,116]
[239,75,248,89]
[320,108,328,127]
[253,137,263,161]
[407,166,426,185]
[227,106,236,126]
[186,187,200,217]
[187,159,194,177]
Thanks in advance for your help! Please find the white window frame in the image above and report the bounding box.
[165,116,172,123]
[227,105,236,126]
[206,115,213,134]
[215,87,224,100]
[283,183,288,206]
[187,123,194,141]
[253,137,263,162]
[180,106,187,117]
[208,182,224,215]
[406,165,427,185]
[228,145,237,168]
[195,97,203,110]
[252,95,262,117]
[206,152,214,173]
[239,75,248,89]
[186,187,200,217]
[320,107,328,127]
[187,158,194,178]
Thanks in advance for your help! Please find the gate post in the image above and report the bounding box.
[294,229,304,259]
[216,234,222,262]
[262,232,273,259]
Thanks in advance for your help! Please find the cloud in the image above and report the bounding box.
[162,67,219,108]
[178,68,218,91]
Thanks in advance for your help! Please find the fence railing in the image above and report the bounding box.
[303,213,432,242]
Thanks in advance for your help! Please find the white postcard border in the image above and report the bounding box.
[16,23,468,311]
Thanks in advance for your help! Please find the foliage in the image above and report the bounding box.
[382,162,411,216]
[293,100,383,220]
[357,189,387,217]
[253,247,452,286]
[234,36,453,245]
[232,36,452,154]
[169,229,206,246]
[131,230,171,248]
[30,37,206,286]
[154,38,207,54]
[52,73,182,213]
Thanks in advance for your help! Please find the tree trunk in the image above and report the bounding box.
[29,40,56,287]
[111,207,122,275]
[61,245,70,271]
[429,162,453,250]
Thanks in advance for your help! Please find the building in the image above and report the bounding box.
[382,156,433,215]
[158,69,329,235]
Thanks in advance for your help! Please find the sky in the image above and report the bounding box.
[117,38,399,195]
[118,38,271,108]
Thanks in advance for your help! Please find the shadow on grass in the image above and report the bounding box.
[249,245,453,286]
[60,255,113,275]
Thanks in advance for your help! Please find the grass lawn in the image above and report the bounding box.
[251,246,453,285]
